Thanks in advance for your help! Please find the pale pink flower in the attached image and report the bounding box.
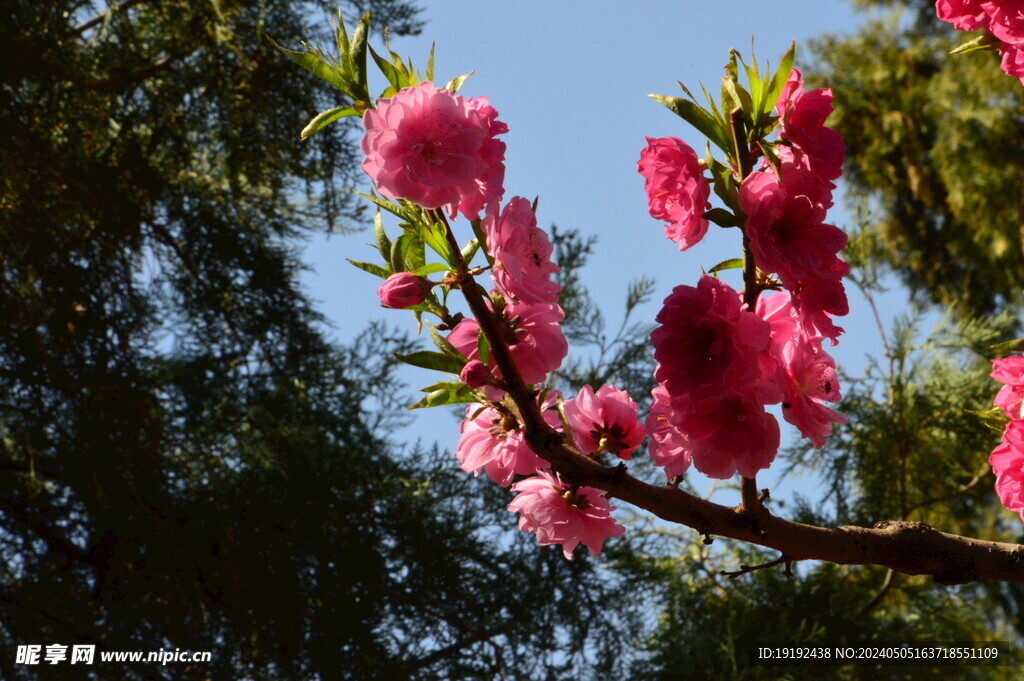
[992,355,1024,418]
[776,336,848,448]
[360,83,506,214]
[484,197,562,304]
[564,384,645,459]
[508,470,625,559]
[448,301,568,386]
[652,275,771,403]
[637,136,712,251]
[376,272,432,309]
[774,69,846,181]
[990,419,1024,520]
[456,405,547,486]
[646,385,692,481]
[936,0,989,30]
[449,96,508,220]
[669,395,780,479]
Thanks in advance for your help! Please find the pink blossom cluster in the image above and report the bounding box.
[937,0,1024,84]
[989,356,1024,519]
[361,82,507,220]
[646,68,849,482]
[647,278,847,480]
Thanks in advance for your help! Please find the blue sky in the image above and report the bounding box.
[299,1,915,505]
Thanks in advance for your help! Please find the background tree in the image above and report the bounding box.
[0,2,647,679]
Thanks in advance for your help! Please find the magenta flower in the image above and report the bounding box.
[669,395,780,479]
[983,1,1024,45]
[646,385,693,481]
[652,275,771,403]
[1001,42,1024,83]
[992,355,1024,418]
[776,336,848,448]
[637,136,712,251]
[774,69,846,181]
[483,197,562,304]
[508,470,625,559]
[936,0,1024,84]
[564,384,645,459]
[360,83,506,216]
[460,359,491,388]
[936,0,988,30]
[448,301,568,386]
[456,404,547,486]
[990,420,1024,520]
[376,272,433,309]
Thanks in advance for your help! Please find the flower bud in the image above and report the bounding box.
[460,359,490,388]
[377,273,432,309]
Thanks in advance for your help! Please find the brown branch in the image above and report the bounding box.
[440,197,1024,586]
[721,553,793,579]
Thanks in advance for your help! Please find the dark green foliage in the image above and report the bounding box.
[811,1,1024,317]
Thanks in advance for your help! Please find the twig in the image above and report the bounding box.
[721,553,794,579]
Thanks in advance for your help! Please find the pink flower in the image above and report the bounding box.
[377,272,433,308]
[483,197,562,304]
[652,275,771,403]
[637,136,712,251]
[990,419,1024,520]
[992,355,1024,418]
[564,384,645,459]
[983,1,1024,45]
[776,336,848,448]
[936,0,989,30]
[360,83,506,215]
[508,470,625,558]
[774,69,846,181]
[460,359,491,388]
[448,301,568,386]
[456,404,547,486]
[449,96,508,220]
[669,395,780,479]
[646,385,692,480]
[1000,41,1024,81]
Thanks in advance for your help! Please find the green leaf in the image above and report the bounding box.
[420,221,456,265]
[991,338,1024,357]
[720,76,753,127]
[369,44,402,89]
[964,407,1010,434]
[445,71,473,92]
[426,41,436,82]
[708,257,744,273]
[346,259,391,279]
[412,263,449,276]
[266,36,349,92]
[300,105,358,140]
[349,11,370,96]
[334,10,352,75]
[353,190,409,220]
[950,33,1001,55]
[704,209,741,229]
[428,323,466,359]
[409,386,476,409]
[757,140,782,175]
[477,328,489,366]
[395,350,466,374]
[460,238,480,263]
[648,94,730,154]
[374,210,391,257]
[764,41,795,118]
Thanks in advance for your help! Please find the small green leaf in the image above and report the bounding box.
[649,94,730,154]
[991,338,1024,357]
[334,10,352,72]
[395,350,466,374]
[704,209,741,229]
[445,71,474,92]
[266,36,349,92]
[300,105,358,140]
[757,140,782,175]
[390,235,406,272]
[965,407,1010,433]
[426,41,436,82]
[460,238,480,263]
[353,189,409,220]
[413,263,449,276]
[420,221,455,265]
[477,328,489,366]
[708,257,744,273]
[369,44,402,89]
[950,33,1001,55]
[428,323,466,359]
[764,41,796,118]
[349,12,370,94]
[346,259,391,279]
[409,387,476,409]
[374,210,391,257]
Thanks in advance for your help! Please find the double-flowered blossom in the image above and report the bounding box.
[564,384,645,459]
[508,470,625,559]
[670,395,781,479]
[360,82,506,218]
[774,69,846,181]
[937,0,1024,84]
[455,393,562,487]
[638,136,712,251]
[448,300,568,386]
[992,355,1024,418]
[483,197,562,304]
[990,420,1024,520]
[645,386,692,480]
